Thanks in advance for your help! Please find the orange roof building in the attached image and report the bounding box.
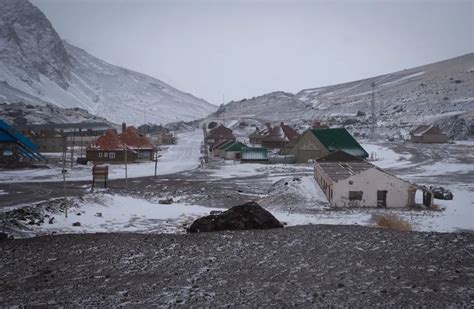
[86,125,156,163]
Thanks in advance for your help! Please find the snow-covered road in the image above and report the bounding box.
[0,130,203,183]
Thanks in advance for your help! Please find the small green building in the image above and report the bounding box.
[291,128,368,163]
[222,141,247,160]
[241,147,268,163]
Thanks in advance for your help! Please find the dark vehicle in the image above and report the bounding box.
[430,186,454,200]
[76,157,88,165]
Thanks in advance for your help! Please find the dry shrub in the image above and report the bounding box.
[374,214,412,232]
[428,204,442,211]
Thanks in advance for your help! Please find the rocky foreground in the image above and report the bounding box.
[1,225,473,307]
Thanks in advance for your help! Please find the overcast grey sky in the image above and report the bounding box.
[32,0,473,105]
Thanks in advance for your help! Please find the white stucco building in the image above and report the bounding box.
[314,151,417,208]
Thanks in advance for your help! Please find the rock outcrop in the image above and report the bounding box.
[188,202,283,233]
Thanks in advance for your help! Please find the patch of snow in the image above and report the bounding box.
[362,143,413,169]
[210,163,264,179]
[378,71,425,87]
[29,194,225,235]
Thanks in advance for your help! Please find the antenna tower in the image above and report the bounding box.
[370,82,376,139]
[222,93,225,126]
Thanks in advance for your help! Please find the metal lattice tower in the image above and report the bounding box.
[370,82,376,139]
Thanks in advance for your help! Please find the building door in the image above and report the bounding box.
[377,190,387,207]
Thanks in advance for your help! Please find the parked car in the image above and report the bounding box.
[430,186,454,200]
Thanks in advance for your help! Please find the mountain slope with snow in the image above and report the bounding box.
[211,53,474,139]
[0,0,216,125]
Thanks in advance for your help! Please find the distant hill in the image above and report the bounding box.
[210,53,474,139]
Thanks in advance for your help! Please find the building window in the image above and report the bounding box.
[349,191,363,201]
[109,152,115,159]
[98,152,103,158]
[104,152,108,158]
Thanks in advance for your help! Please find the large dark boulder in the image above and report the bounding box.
[188,202,283,233]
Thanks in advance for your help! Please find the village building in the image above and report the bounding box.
[410,125,448,143]
[260,122,299,151]
[314,151,417,208]
[248,123,272,145]
[17,122,114,150]
[30,135,66,153]
[0,120,46,166]
[312,120,329,129]
[241,147,268,163]
[119,124,156,161]
[211,140,235,157]
[86,124,156,163]
[205,125,235,150]
[86,129,130,163]
[220,141,247,160]
[138,124,175,145]
[291,128,368,163]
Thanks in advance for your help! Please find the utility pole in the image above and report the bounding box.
[154,149,158,178]
[70,128,75,168]
[222,93,225,126]
[124,145,128,189]
[62,141,68,218]
[79,128,83,157]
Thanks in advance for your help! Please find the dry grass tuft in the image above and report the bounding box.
[428,204,443,211]
[374,214,412,232]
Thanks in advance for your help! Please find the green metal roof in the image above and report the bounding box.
[214,139,235,150]
[311,128,368,158]
[224,141,246,152]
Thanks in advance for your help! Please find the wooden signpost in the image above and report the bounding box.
[92,165,109,191]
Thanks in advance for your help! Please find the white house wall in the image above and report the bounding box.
[332,168,413,208]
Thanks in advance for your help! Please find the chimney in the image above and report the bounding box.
[280,122,284,126]
[122,122,126,133]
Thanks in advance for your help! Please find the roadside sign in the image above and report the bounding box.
[92,165,109,190]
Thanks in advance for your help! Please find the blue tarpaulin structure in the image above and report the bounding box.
[0,119,46,162]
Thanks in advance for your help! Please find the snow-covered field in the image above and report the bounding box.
[0,130,202,183]
[1,136,473,236]
[31,194,223,235]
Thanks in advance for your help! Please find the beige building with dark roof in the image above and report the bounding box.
[314,151,417,208]
[410,125,448,143]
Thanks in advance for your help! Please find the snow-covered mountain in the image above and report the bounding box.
[0,0,216,125]
[211,54,474,139]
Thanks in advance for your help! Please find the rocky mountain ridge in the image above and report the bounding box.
[0,0,216,125]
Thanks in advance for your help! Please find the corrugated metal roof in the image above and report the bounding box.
[213,139,235,151]
[311,128,368,158]
[316,161,374,182]
[224,141,246,152]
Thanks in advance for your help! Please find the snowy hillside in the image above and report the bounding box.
[0,0,216,125]
[211,54,474,139]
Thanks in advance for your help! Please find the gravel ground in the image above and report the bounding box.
[1,225,473,307]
